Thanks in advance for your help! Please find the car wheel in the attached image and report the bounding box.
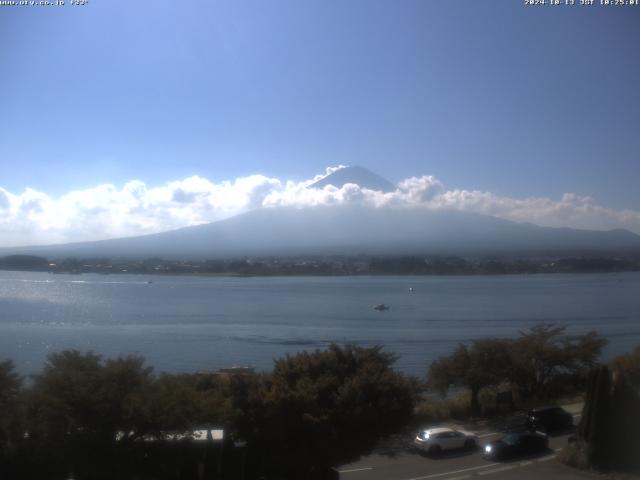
[464,439,476,450]
[429,445,442,456]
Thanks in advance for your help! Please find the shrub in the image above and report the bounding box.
[558,441,591,471]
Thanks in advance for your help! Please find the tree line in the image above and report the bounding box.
[3,253,640,276]
[0,345,414,480]
[0,326,637,479]
[427,324,609,415]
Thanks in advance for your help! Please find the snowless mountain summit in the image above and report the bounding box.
[308,166,396,192]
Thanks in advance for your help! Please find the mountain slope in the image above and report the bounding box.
[3,205,640,259]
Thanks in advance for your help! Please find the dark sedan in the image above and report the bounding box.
[483,431,549,460]
[525,406,574,433]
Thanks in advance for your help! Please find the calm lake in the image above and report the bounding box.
[1,271,639,376]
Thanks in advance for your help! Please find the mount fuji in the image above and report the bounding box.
[2,167,639,259]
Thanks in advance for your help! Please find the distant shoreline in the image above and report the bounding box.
[2,253,640,277]
[1,267,639,278]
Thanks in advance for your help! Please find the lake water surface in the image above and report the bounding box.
[1,271,639,376]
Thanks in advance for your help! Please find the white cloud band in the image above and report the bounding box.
[1,167,639,247]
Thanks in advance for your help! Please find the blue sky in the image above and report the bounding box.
[1,0,639,245]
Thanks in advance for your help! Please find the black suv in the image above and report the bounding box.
[525,406,574,433]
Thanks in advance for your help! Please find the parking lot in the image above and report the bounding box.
[336,404,593,480]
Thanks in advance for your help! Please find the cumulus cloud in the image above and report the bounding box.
[1,167,639,247]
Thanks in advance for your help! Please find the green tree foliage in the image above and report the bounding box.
[0,360,23,452]
[141,373,209,437]
[28,351,154,445]
[23,351,158,477]
[427,339,512,415]
[20,351,233,478]
[230,344,416,477]
[226,373,271,445]
[1,346,417,479]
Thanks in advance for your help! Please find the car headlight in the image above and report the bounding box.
[485,445,492,453]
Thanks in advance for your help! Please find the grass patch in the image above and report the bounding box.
[413,392,472,424]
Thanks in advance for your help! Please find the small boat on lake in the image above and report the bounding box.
[373,303,390,311]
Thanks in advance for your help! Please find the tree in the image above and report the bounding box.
[28,351,156,444]
[97,355,156,441]
[427,339,512,415]
[20,351,237,479]
[508,324,607,399]
[613,345,640,388]
[231,344,415,478]
[141,373,209,437]
[25,351,157,478]
[0,360,22,453]
[427,325,607,412]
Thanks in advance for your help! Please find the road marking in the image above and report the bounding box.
[478,465,516,475]
[536,454,557,462]
[401,452,561,480]
[405,462,500,480]
[338,467,374,473]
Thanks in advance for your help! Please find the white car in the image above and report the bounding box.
[414,427,478,455]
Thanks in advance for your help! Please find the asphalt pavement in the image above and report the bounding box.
[336,404,592,480]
